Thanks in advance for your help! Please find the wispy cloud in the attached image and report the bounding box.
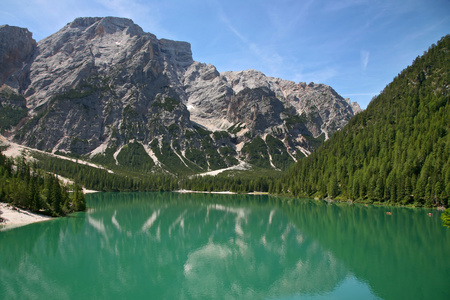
[324,0,370,12]
[215,1,284,76]
[263,0,315,40]
[360,50,370,72]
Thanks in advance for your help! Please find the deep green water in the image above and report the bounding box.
[1,192,449,299]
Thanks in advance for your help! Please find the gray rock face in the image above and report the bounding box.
[0,25,36,85]
[184,66,360,152]
[0,17,360,173]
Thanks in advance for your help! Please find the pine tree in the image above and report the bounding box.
[72,182,86,211]
[278,35,449,207]
[441,209,450,228]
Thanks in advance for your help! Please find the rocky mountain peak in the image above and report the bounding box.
[20,16,193,110]
[1,17,361,174]
[69,17,144,37]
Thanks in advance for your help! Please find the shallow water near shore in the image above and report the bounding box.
[1,192,449,299]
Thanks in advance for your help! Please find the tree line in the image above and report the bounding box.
[33,151,277,194]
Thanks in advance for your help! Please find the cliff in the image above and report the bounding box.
[0,17,360,174]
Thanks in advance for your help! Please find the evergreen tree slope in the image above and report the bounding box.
[0,153,86,217]
[280,35,450,207]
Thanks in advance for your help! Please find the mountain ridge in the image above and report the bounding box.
[0,17,360,174]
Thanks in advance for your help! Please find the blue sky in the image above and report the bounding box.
[1,0,449,108]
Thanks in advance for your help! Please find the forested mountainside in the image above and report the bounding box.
[276,35,449,207]
[0,152,86,217]
[0,17,359,175]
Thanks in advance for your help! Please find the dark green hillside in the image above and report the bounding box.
[0,88,28,132]
[0,153,86,217]
[277,35,449,207]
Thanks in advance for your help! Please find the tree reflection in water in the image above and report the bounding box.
[1,192,448,299]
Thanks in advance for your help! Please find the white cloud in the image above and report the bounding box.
[360,50,370,72]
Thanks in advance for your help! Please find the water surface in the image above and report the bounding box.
[1,192,449,299]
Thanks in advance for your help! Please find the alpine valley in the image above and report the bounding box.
[0,17,360,176]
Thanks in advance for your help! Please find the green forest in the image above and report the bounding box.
[0,152,86,217]
[276,35,449,207]
[32,150,276,194]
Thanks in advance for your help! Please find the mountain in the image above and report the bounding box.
[0,17,360,174]
[278,35,449,207]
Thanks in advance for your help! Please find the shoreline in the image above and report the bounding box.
[0,202,53,231]
[175,189,236,195]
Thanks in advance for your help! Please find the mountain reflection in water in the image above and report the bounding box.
[83,193,348,298]
[1,192,448,299]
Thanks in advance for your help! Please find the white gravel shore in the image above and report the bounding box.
[0,202,52,231]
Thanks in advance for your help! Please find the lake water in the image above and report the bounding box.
[1,192,449,299]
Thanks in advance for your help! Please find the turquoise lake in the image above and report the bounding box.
[1,192,449,299]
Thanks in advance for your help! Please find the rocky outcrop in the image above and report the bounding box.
[185,66,359,138]
[0,17,360,173]
[0,25,36,86]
